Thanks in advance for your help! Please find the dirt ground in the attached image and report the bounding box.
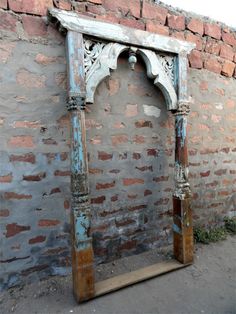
[0,236,235,314]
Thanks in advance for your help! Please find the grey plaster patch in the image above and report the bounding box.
[143,104,161,118]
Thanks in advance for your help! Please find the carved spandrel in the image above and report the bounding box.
[84,38,106,76]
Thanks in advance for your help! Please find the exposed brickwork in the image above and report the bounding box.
[0,0,236,291]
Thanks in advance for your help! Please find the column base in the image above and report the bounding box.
[173,196,194,264]
[72,246,95,303]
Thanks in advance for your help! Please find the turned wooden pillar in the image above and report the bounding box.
[66,31,95,303]
[173,103,193,264]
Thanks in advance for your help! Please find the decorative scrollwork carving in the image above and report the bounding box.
[84,38,106,75]
[157,54,175,87]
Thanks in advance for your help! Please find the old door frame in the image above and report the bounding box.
[48,8,195,303]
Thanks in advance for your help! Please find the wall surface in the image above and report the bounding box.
[0,0,235,290]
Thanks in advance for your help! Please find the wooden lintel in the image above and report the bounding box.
[94,259,191,298]
[48,8,195,55]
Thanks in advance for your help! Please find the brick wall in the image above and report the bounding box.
[0,0,235,289]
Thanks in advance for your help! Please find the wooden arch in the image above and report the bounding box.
[48,8,195,303]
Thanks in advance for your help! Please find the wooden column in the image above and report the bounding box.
[173,52,194,264]
[66,31,95,303]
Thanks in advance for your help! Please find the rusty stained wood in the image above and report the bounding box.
[173,197,194,264]
[49,8,195,55]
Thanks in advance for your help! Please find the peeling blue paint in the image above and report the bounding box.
[173,223,182,235]
[71,114,84,174]
[75,212,90,250]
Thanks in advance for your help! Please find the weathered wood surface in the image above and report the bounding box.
[48,8,195,54]
[95,260,190,297]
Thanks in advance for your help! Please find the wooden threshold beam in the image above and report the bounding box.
[94,259,191,298]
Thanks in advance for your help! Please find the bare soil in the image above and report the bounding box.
[0,236,235,314]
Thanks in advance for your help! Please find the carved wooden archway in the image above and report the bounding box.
[48,9,195,303]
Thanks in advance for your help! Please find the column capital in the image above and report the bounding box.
[67,96,86,111]
[174,101,190,116]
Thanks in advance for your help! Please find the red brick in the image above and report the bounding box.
[119,240,136,251]
[96,181,115,190]
[187,18,203,35]
[144,189,152,196]
[108,78,120,95]
[135,120,153,128]
[55,72,67,90]
[10,153,35,164]
[171,31,185,41]
[91,196,106,204]
[204,57,222,74]
[200,170,210,177]
[214,169,227,176]
[6,223,30,238]
[35,53,65,66]
[167,14,185,31]
[146,21,169,36]
[13,121,42,128]
[17,69,46,88]
[125,104,138,117]
[220,44,234,61]
[230,170,236,175]
[89,168,103,174]
[23,172,46,182]
[111,134,128,145]
[185,32,202,51]
[4,192,32,200]
[188,50,203,69]
[0,209,10,217]
[54,0,71,10]
[119,18,145,30]
[64,200,70,209]
[0,11,18,32]
[136,165,153,172]
[0,173,13,183]
[113,122,125,129]
[123,178,144,186]
[54,170,70,176]
[153,176,169,182]
[102,0,140,18]
[142,2,168,24]
[29,235,46,244]
[133,152,141,160]
[111,195,118,202]
[222,31,236,46]
[0,42,16,64]
[88,0,102,3]
[132,135,145,144]
[154,198,169,206]
[221,60,235,77]
[128,204,147,211]
[50,187,61,194]
[0,0,7,8]
[116,218,135,227]
[22,15,47,37]
[38,219,60,227]
[96,13,119,24]
[127,193,137,199]
[199,81,208,91]
[98,151,113,160]
[147,148,158,157]
[8,135,34,148]
[204,23,221,40]
[9,0,53,16]
[204,39,220,55]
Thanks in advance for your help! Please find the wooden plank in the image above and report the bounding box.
[49,8,195,55]
[94,259,190,297]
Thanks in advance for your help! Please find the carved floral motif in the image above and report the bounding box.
[157,54,175,87]
[84,38,105,75]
